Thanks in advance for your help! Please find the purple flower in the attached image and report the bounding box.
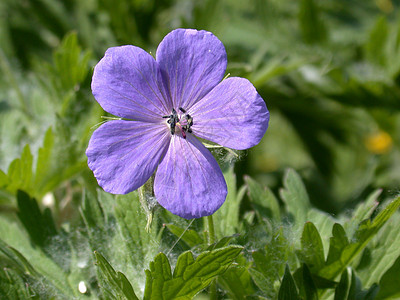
[86,29,269,219]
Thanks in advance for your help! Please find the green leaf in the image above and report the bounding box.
[376,255,400,299]
[34,127,54,193]
[300,222,325,273]
[298,0,327,44]
[299,264,318,300]
[6,145,33,194]
[144,246,243,299]
[206,234,238,251]
[1,244,40,277]
[250,227,296,298]
[80,190,106,235]
[344,189,380,236]
[306,208,337,252]
[251,56,307,87]
[214,167,245,237]
[338,268,380,300]
[53,32,92,91]
[166,223,204,248]
[280,169,310,228]
[334,268,350,300]
[0,239,37,276]
[326,223,349,265]
[319,196,400,280]
[32,125,87,197]
[278,265,300,300]
[218,255,254,300]
[359,284,379,300]
[0,233,73,298]
[0,267,37,299]
[364,16,388,66]
[79,190,111,255]
[356,211,400,287]
[16,190,57,249]
[114,192,161,268]
[94,251,139,300]
[245,175,280,222]
[248,268,270,295]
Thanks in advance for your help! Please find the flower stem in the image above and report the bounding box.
[207,215,217,299]
[207,215,215,245]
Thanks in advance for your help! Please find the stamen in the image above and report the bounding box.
[164,108,193,139]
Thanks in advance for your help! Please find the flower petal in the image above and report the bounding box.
[92,46,171,122]
[154,134,227,219]
[190,77,269,150]
[156,29,227,110]
[86,120,170,194]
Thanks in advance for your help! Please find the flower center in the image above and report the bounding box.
[163,107,193,139]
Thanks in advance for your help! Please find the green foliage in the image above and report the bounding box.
[278,265,300,300]
[377,255,400,299]
[0,168,399,299]
[300,222,325,273]
[95,251,139,300]
[144,246,242,299]
[166,223,204,248]
[16,190,57,249]
[214,167,246,238]
[245,175,280,222]
[51,32,91,92]
[217,254,255,299]
[298,0,327,44]
[319,196,400,280]
[280,168,311,229]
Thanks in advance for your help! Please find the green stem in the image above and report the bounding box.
[207,215,215,245]
[207,215,217,299]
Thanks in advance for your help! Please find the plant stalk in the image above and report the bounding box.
[207,215,217,299]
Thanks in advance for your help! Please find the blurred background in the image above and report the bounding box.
[0,0,399,218]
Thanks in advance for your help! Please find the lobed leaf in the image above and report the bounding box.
[376,255,400,299]
[344,189,381,237]
[319,196,400,280]
[114,192,161,268]
[297,264,318,300]
[16,190,57,249]
[356,211,400,287]
[245,175,280,222]
[334,268,350,300]
[250,227,296,298]
[280,168,310,228]
[6,145,33,195]
[0,268,37,299]
[218,255,254,300]
[94,251,138,300]
[299,222,325,274]
[144,246,243,299]
[326,223,349,265]
[278,265,300,300]
[364,16,388,66]
[214,167,245,237]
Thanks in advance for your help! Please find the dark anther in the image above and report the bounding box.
[179,107,193,128]
[163,108,178,135]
